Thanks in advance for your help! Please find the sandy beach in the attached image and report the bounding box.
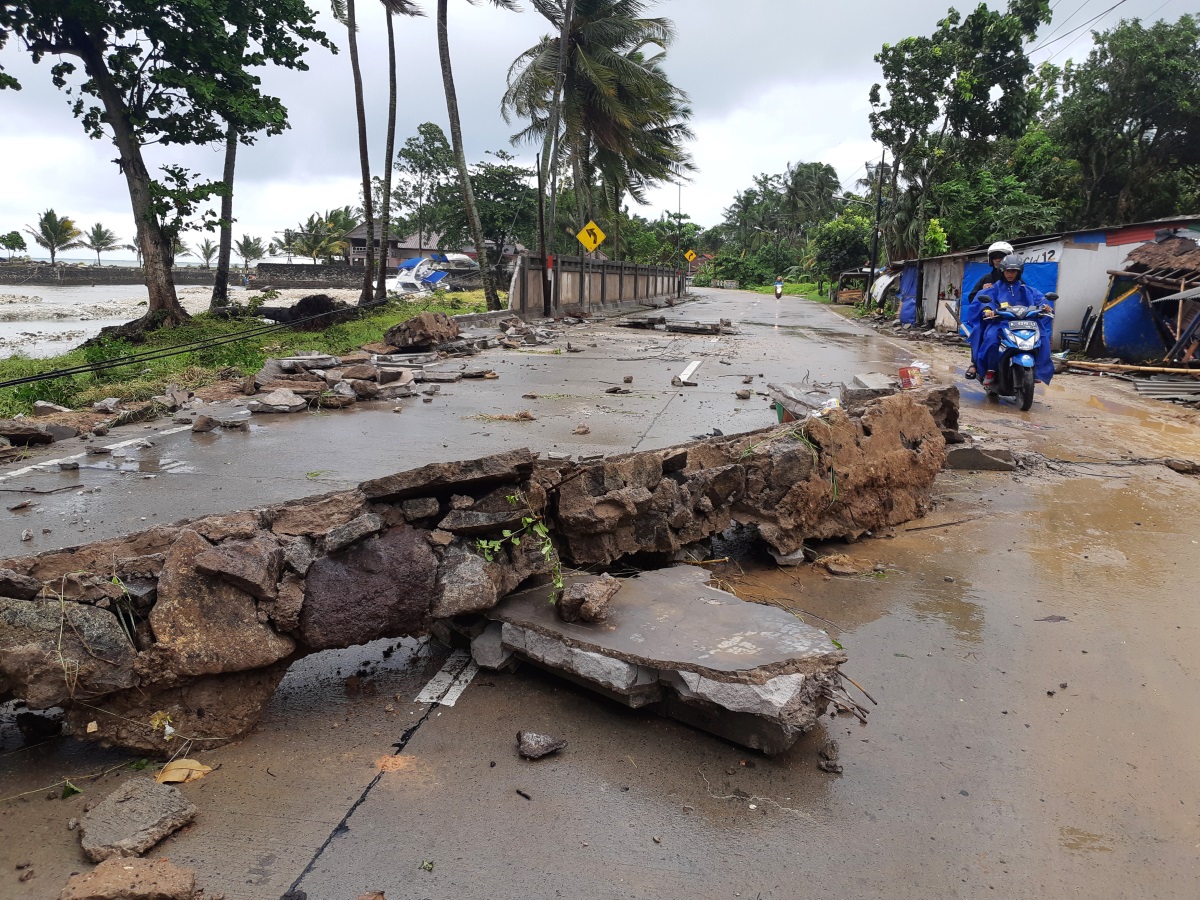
[0,284,365,358]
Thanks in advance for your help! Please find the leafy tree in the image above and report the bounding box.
[868,0,1051,256]
[1051,14,1200,224]
[436,0,518,311]
[434,150,537,275]
[1,230,27,257]
[197,238,219,269]
[234,235,267,272]
[79,223,121,265]
[809,215,873,284]
[286,211,355,263]
[392,123,456,255]
[25,209,83,264]
[0,1,331,330]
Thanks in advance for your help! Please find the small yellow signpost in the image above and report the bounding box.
[576,221,606,253]
[684,249,697,263]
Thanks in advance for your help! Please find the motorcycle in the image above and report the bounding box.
[774,281,784,300]
[980,295,1055,411]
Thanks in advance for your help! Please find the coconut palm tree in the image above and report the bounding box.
[437,0,519,311]
[376,1,426,301]
[503,1,693,227]
[330,0,377,304]
[25,209,84,264]
[197,238,219,269]
[79,223,122,266]
[234,235,267,273]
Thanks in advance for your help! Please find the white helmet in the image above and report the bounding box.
[987,241,1014,257]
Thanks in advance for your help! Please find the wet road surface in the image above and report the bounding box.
[2,289,1200,899]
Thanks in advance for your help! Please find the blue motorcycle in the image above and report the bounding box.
[981,299,1055,411]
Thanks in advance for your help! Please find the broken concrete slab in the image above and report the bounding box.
[0,419,54,445]
[0,567,42,600]
[247,388,307,414]
[360,449,536,502]
[944,445,1016,472]
[32,400,71,416]
[488,567,846,754]
[79,777,198,862]
[384,312,460,350]
[323,512,384,553]
[59,856,198,900]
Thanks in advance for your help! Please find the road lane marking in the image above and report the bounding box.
[414,648,478,706]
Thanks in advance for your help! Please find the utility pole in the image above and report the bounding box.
[545,0,576,309]
[865,150,886,305]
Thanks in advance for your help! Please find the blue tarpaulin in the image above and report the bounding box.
[960,261,1059,336]
[422,271,449,285]
[898,264,920,325]
[397,258,423,270]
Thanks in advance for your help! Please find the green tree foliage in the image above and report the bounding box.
[1051,14,1200,224]
[196,238,219,268]
[1,231,27,257]
[282,210,357,264]
[24,209,83,264]
[391,123,456,253]
[234,235,267,272]
[79,223,121,265]
[0,0,331,329]
[809,215,873,283]
[433,151,538,273]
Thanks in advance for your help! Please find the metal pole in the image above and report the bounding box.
[865,150,886,304]
[536,152,551,317]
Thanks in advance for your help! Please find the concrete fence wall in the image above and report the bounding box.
[0,264,227,287]
[509,254,683,317]
[254,262,362,289]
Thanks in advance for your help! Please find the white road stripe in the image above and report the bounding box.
[414,649,478,706]
[0,424,195,482]
[678,359,702,381]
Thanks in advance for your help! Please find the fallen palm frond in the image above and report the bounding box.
[470,410,536,422]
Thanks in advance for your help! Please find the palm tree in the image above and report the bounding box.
[437,0,519,311]
[376,1,426,301]
[503,1,693,228]
[79,223,122,266]
[25,209,84,264]
[170,238,193,267]
[197,238,219,269]
[234,235,267,273]
[331,0,376,304]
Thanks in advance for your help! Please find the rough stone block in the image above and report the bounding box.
[0,567,42,600]
[79,777,198,862]
[470,622,513,670]
[193,532,282,600]
[944,445,1016,472]
[402,497,441,520]
[360,449,536,502]
[59,856,197,900]
[324,512,384,553]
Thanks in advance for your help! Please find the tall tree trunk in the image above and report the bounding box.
[376,9,398,301]
[346,0,375,305]
[70,24,188,329]
[211,120,237,309]
[437,0,500,311]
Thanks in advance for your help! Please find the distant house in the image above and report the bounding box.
[913,215,1200,348]
[345,225,526,268]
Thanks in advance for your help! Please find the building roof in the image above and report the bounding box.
[1123,235,1200,276]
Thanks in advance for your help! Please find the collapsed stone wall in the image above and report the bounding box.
[0,391,946,753]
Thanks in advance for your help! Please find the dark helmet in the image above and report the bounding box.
[1000,253,1024,276]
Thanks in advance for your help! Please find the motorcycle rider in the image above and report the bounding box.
[971,254,1055,388]
[774,275,784,299]
[964,240,1014,379]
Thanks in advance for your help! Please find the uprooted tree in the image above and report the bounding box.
[0,1,331,332]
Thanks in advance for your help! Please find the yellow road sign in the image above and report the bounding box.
[684,249,697,263]
[576,221,606,252]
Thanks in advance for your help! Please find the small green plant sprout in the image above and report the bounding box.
[61,781,82,799]
[420,860,435,872]
[474,493,564,595]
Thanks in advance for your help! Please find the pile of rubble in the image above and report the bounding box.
[0,388,950,760]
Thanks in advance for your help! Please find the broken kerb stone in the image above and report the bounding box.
[79,777,198,862]
[360,449,536,502]
[323,512,384,553]
[517,730,567,760]
[489,567,846,755]
[943,445,1016,472]
[247,388,307,414]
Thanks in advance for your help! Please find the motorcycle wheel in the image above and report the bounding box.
[1017,366,1036,411]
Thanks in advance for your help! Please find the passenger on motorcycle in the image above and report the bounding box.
[970,254,1055,387]
[963,240,1013,379]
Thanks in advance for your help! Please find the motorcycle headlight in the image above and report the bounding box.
[1012,333,1038,351]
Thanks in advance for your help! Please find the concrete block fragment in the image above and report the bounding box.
[943,446,1016,472]
[471,622,513,669]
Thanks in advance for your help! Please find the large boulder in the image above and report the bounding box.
[300,526,438,650]
[384,311,460,350]
[149,530,294,677]
[0,597,137,707]
[0,419,54,445]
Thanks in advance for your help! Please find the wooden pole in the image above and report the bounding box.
[1066,360,1200,375]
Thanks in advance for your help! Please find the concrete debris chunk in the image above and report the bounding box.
[79,777,198,862]
[0,419,54,445]
[517,730,567,760]
[59,856,198,900]
[32,400,72,416]
[557,573,621,623]
[0,567,42,600]
[91,398,122,413]
[324,512,385,553]
[247,389,307,414]
[943,446,1016,472]
[384,312,460,351]
[191,415,218,433]
[491,567,847,755]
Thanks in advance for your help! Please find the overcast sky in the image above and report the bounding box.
[0,0,1186,259]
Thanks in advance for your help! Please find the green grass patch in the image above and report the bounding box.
[0,293,490,417]
[748,283,823,299]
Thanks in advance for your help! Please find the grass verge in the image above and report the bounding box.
[0,291,492,417]
[748,283,824,300]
